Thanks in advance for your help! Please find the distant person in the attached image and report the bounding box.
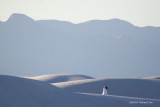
[102,86,108,95]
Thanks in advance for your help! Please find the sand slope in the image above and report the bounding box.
[1,75,160,107]
[26,74,94,83]
[142,76,160,80]
[53,78,160,100]
[0,75,64,107]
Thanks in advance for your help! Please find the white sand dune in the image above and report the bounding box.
[53,78,160,100]
[26,74,94,83]
[1,75,160,107]
[142,76,160,80]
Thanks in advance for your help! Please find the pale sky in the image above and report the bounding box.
[0,0,160,26]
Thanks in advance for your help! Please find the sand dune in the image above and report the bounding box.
[0,75,64,107]
[1,75,160,107]
[142,76,160,80]
[26,74,94,83]
[53,78,160,100]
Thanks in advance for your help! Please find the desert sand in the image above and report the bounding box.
[26,74,94,83]
[0,74,160,107]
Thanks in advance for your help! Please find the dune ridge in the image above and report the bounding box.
[26,74,94,83]
[142,76,160,80]
[1,74,160,107]
[53,78,160,100]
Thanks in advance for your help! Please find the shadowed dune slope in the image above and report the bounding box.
[26,74,94,83]
[0,75,66,107]
[53,78,160,100]
[1,75,160,107]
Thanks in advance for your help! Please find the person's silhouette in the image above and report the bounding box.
[102,86,108,95]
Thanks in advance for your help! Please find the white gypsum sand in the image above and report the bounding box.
[1,75,160,107]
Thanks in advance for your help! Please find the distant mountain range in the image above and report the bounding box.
[0,13,160,78]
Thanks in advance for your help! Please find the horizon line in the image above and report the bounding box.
[0,13,160,27]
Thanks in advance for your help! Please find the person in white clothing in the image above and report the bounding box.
[102,86,108,95]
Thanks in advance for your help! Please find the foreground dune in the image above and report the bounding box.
[53,78,160,100]
[26,74,94,83]
[1,75,160,107]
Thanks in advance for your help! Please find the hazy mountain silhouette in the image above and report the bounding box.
[0,13,160,78]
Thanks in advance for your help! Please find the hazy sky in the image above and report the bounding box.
[0,0,160,26]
